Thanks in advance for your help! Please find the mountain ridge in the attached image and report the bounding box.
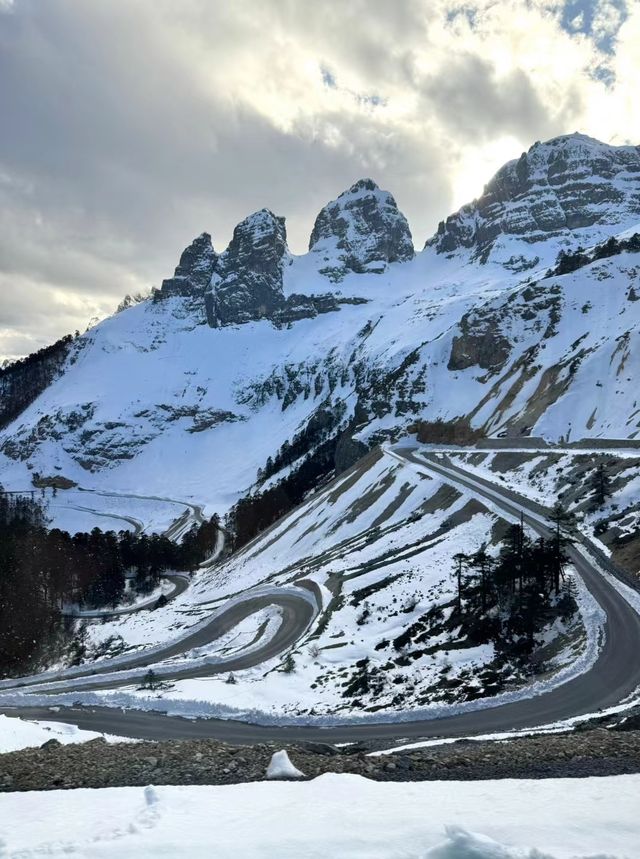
[1,132,639,522]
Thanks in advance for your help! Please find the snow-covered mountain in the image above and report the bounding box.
[1,133,640,517]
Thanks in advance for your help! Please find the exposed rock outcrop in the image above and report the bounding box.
[309,178,414,281]
[448,322,512,372]
[204,209,370,327]
[428,134,640,264]
[156,232,218,300]
[205,210,288,326]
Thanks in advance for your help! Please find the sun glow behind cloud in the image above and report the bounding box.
[450,136,524,210]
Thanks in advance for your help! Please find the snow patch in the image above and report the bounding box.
[265,750,305,780]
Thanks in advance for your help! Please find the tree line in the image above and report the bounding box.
[450,502,578,658]
[0,333,76,430]
[0,490,219,676]
[550,232,640,278]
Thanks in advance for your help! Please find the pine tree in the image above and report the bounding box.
[549,501,576,593]
[453,553,468,614]
[142,669,159,690]
[590,462,612,507]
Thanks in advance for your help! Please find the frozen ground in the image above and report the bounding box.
[1,773,638,858]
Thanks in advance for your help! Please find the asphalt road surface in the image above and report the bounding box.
[3,447,640,744]
[1,589,317,693]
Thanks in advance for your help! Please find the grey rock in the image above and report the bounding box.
[427,134,640,265]
[300,741,341,756]
[40,738,62,750]
[334,429,369,474]
[448,323,512,372]
[206,209,288,326]
[156,232,218,300]
[309,178,414,280]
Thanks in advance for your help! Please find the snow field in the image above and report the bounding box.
[1,773,638,858]
[5,447,609,726]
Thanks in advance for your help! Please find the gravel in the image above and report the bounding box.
[2,728,640,792]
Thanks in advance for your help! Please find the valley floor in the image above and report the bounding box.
[1,771,638,858]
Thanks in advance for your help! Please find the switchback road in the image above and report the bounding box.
[3,446,640,744]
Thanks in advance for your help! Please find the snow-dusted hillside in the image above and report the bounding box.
[1,132,640,524]
[17,445,593,722]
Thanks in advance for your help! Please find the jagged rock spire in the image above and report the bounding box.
[157,232,217,299]
[205,210,289,327]
[309,178,414,281]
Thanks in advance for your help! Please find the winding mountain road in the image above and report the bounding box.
[60,574,190,619]
[0,586,318,693]
[56,488,222,619]
[3,445,640,744]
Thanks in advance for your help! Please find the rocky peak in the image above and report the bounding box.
[205,209,289,327]
[427,134,640,267]
[309,178,414,281]
[157,232,218,300]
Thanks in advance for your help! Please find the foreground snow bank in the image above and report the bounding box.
[1,773,637,858]
[0,714,128,753]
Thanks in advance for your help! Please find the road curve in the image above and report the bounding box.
[3,446,640,743]
[56,488,222,618]
[60,574,190,619]
[1,587,317,693]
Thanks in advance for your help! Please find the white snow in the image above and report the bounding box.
[265,749,305,779]
[1,146,640,732]
[1,773,638,857]
[0,714,128,753]
[3,221,640,532]
[1,446,614,726]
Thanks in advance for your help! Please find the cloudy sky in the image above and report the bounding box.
[1,0,639,360]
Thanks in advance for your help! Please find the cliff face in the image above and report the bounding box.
[309,178,414,280]
[156,233,218,300]
[427,134,640,268]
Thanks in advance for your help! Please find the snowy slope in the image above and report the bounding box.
[1,133,640,524]
[18,446,593,722]
[2,773,638,858]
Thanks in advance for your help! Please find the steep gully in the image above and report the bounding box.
[2,446,640,744]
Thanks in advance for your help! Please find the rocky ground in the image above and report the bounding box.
[2,723,640,792]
